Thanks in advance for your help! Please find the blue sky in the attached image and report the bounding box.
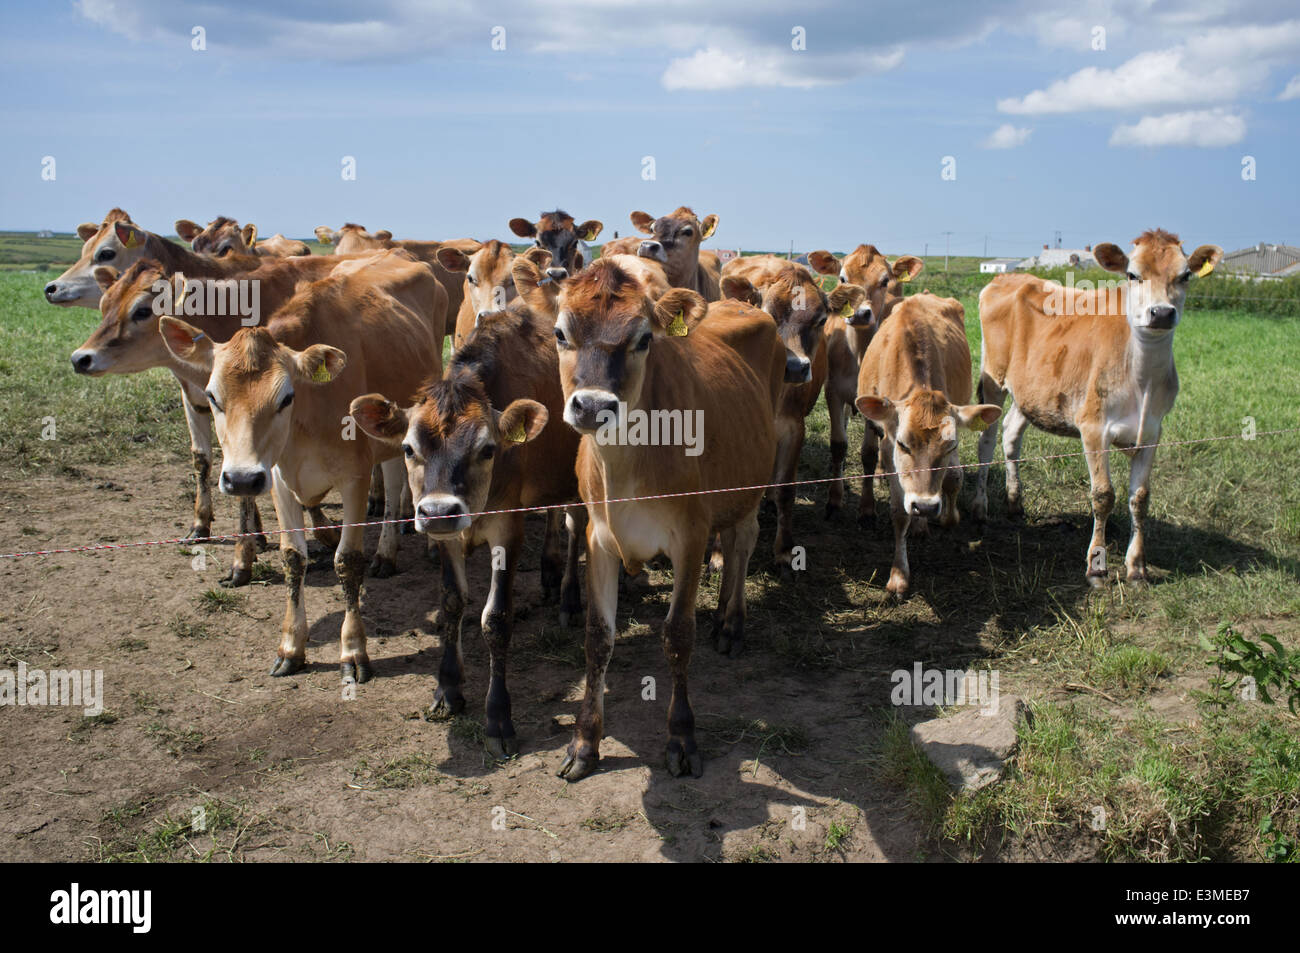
[1,0,1297,258]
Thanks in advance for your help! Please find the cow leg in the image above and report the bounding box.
[940,448,961,529]
[223,497,261,588]
[663,532,708,778]
[430,538,468,717]
[972,374,1006,522]
[1124,442,1157,585]
[712,506,759,658]
[771,420,804,580]
[883,444,912,597]
[1082,428,1114,588]
[179,384,214,541]
[559,506,586,627]
[335,478,373,684]
[399,479,415,535]
[541,509,564,603]
[308,506,340,549]
[367,458,404,578]
[366,462,385,518]
[1002,403,1030,518]
[858,422,880,528]
[269,472,309,677]
[558,523,620,782]
[826,387,848,519]
[481,514,523,760]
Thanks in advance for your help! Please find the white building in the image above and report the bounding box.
[979,258,1020,274]
[1019,245,1098,270]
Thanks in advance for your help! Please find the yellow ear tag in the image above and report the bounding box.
[122,230,142,249]
[898,271,913,283]
[312,363,332,383]
[585,229,598,242]
[970,416,988,432]
[1196,261,1215,277]
[840,302,854,318]
[667,310,688,337]
[505,420,526,443]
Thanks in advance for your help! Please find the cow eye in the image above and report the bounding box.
[634,332,652,352]
[554,327,570,348]
[1178,271,1191,283]
[132,305,153,321]
[681,227,693,236]
[96,248,116,262]
[1127,271,1140,282]
[403,443,414,458]
[205,391,222,413]
[278,391,294,411]
[467,274,478,285]
[480,444,496,461]
[896,441,911,456]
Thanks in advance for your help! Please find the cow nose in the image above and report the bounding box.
[44,283,60,300]
[546,267,568,281]
[220,468,267,496]
[1148,305,1176,327]
[848,306,873,326]
[784,353,812,383]
[71,351,94,373]
[418,498,465,521]
[637,240,668,263]
[567,390,618,430]
[910,499,941,519]
[415,497,469,535]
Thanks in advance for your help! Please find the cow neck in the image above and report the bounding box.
[1125,324,1177,390]
[146,232,257,279]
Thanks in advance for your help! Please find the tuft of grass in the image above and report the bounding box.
[352,754,443,790]
[196,589,244,613]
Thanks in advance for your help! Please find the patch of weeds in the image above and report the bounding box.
[69,711,119,742]
[142,721,207,755]
[581,810,635,833]
[352,754,442,790]
[168,616,214,640]
[112,637,149,653]
[824,819,852,851]
[197,589,244,613]
[1094,645,1171,692]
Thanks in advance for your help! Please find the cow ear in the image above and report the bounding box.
[631,211,656,234]
[807,250,839,276]
[373,229,393,241]
[577,220,603,242]
[77,222,100,241]
[855,395,896,426]
[891,256,924,283]
[720,275,760,307]
[93,266,120,292]
[114,221,146,250]
[174,219,202,243]
[159,316,214,372]
[509,217,537,238]
[1187,244,1223,278]
[512,255,558,319]
[350,394,409,444]
[699,214,718,239]
[437,247,471,272]
[1094,243,1128,273]
[497,399,548,447]
[956,403,1002,432]
[653,288,707,336]
[293,344,346,384]
[828,283,866,317]
[241,224,258,248]
[314,226,336,245]
[522,246,552,270]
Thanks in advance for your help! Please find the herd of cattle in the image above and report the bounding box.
[43,208,1223,780]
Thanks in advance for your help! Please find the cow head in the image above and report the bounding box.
[808,245,922,335]
[159,320,344,497]
[856,389,1000,519]
[1094,229,1222,334]
[554,259,705,432]
[315,223,392,255]
[437,240,518,324]
[71,262,187,375]
[176,216,253,257]
[350,369,547,537]
[508,210,601,281]
[629,207,717,286]
[46,210,150,307]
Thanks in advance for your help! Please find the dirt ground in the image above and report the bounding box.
[0,453,964,863]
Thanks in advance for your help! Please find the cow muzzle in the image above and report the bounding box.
[637,240,668,263]
[846,306,873,328]
[784,353,812,384]
[564,388,619,432]
[220,466,268,497]
[907,495,941,520]
[415,495,470,536]
[70,349,102,375]
[1143,305,1178,330]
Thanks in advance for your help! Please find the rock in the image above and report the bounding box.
[909,696,1027,792]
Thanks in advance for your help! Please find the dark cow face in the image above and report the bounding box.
[350,372,547,537]
[808,245,923,334]
[509,210,602,281]
[177,217,251,257]
[630,207,717,284]
[553,259,705,432]
[1094,229,1222,334]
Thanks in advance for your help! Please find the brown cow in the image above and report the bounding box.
[855,294,1000,597]
[435,240,519,349]
[158,259,444,683]
[973,229,1222,586]
[720,255,864,576]
[507,210,602,281]
[550,258,785,781]
[619,207,721,300]
[176,217,310,257]
[351,304,583,757]
[46,209,156,307]
[808,245,924,523]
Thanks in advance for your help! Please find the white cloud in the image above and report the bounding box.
[1108,108,1246,147]
[661,45,903,91]
[981,123,1032,148]
[1280,74,1300,100]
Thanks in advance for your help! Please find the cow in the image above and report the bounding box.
[435,240,519,349]
[157,257,444,683]
[973,229,1222,586]
[808,246,924,523]
[175,217,310,257]
[855,294,1001,597]
[45,209,155,307]
[507,210,602,281]
[719,255,864,577]
[549,258,786,781]
[607,207,722,300]
[351,303,583,758]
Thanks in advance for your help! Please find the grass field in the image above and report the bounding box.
[1,248,1298,862]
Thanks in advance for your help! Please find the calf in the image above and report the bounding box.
[808,245,923,523]
[351,304,582,758]
[855,294,1000,597]
[176,217,310,257]
[435,240,519,349]
[720,255,863,576]
[507,210,602,281]
[551,259,786,781]
[159,260,444,683]
[973,229,1222,586]
[613,207,722,300]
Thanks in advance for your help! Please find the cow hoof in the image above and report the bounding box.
[558,747,599,782]
[341,658,373,684]
[1086,573,1107,589]
[486,735,519,761]
[312,527,340,549]
[559,609,578,628]
[269,655,305,677]
[776,561,795,583]
[665,743,703,779]
[971,503,988,524]
[715,635,744,658]
[368,555,398,578]
[221,566,253,588]
[428,686,465,719]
